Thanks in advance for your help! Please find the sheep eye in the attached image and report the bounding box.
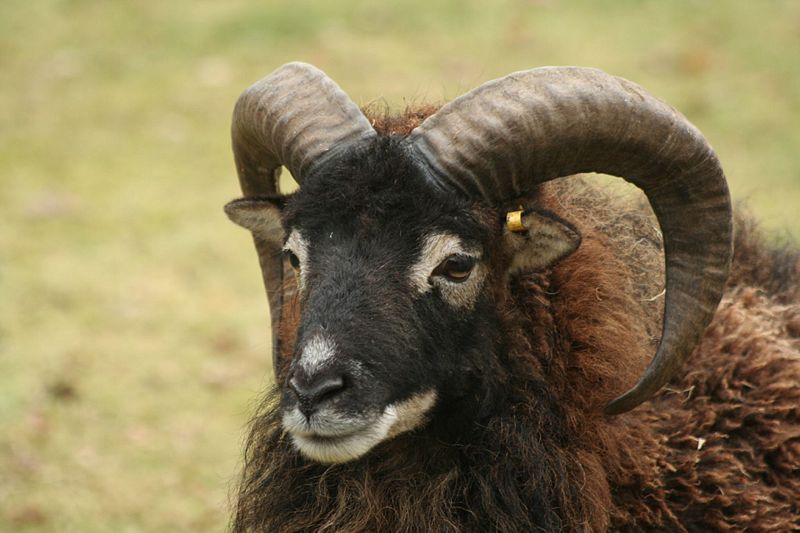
[433,255,476,283]
[285,250,300,271]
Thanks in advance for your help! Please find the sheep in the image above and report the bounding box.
[224,63,800,531]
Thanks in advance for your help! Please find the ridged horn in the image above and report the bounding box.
[409,67,732,414]
[231,62,375,364]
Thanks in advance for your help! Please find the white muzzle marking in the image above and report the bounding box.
[284,389,438,463]
[298,333,337,374]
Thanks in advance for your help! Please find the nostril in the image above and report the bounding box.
[289,371,346,415]
[309,375,345,403]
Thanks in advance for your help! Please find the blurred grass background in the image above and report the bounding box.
[1,0,798,530]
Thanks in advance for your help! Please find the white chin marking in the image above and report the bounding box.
[291,412,396,464]
[287,390,438,464]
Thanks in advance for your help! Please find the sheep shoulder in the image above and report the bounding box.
[538,176,800,530]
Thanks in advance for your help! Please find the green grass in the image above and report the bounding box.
[1,0,798,530]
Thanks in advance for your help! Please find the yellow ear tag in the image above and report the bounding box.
[506,210,526,233]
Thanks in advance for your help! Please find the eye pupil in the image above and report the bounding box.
[435,255,476,282]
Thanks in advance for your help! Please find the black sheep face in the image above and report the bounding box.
[225,136,581,463]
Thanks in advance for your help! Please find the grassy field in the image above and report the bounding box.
[1,0,798,530]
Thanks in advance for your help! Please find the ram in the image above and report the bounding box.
[224,63,800,531]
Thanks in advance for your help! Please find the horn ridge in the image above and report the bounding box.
[409,66,733,414]
[232,61,375,195]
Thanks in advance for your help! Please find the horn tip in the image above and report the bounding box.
[603,372,667,415]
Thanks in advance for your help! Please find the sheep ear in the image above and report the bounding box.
[224,197,285,246]
[504,208,581,274]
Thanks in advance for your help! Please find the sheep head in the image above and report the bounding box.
[225,63,732,464]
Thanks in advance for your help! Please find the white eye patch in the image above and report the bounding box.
[409,232,486,309]
[283,229,310,292]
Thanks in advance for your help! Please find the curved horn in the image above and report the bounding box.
[232,61,375,195]
[409,67,732,414]
[231,62,375,364]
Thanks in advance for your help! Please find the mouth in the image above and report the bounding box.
[289,415,396,463]
[282,390,437,464]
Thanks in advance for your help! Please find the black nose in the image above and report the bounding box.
[289,368,346,416]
